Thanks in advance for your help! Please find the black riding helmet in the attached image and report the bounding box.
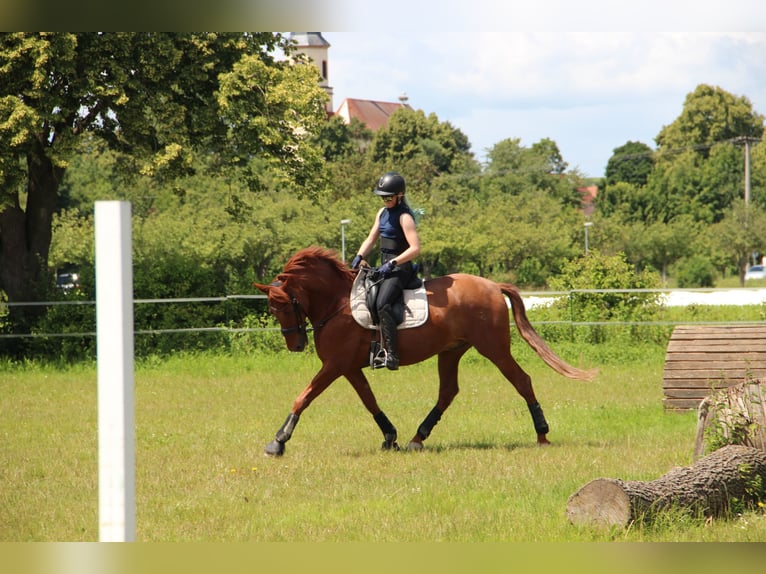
[373,172,405,196]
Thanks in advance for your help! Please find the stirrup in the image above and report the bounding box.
[370,340,388,369]
[372,348,388,369]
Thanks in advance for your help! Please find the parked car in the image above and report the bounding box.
[744,265,766,281]
[56,272,80,291]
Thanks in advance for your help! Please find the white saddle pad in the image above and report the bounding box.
[349,271,429,330]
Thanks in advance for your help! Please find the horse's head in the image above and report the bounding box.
[255,247,355,352]
[254,280,309,352]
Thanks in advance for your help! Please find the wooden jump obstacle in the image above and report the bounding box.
[663,324,766,410]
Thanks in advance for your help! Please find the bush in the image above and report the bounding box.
[534,250,665,344]
[676,255,716,288]
[228,313,297,355]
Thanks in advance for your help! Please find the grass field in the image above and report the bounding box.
[2,330,765,543]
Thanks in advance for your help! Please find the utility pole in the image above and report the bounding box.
[732,136,761,205]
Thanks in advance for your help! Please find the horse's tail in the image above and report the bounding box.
[499,283,598,381]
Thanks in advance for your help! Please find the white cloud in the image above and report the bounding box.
[324,30,766,176]
[441,33,765,104]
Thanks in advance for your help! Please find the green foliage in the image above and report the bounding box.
[633,217,697,284]
[216,51,329,196]
[6,59,766,358]
[600,85,764,228]
[751,141,766,210]
[484,137,582,208]
[538,250,664,344]
[313,115,373,161]
[368,107,474,176]
[711,199,766,284]
[0,32,330,329]
[675,255,717,288]
[605,140,654,187]
[736,464,765,513]
[28,286,96,362]
[656,84,764,156]
[228,313,297,355]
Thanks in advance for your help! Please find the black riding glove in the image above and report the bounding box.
[351,254,364,269]
[377,260,395,277]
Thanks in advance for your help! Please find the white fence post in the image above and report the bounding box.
[96,201,135,542]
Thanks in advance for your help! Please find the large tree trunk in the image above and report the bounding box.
[0,143,62,334]
[566,445,766,528]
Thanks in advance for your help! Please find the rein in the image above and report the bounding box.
[311,303,347,332]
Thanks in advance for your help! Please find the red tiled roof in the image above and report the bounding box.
[335,98,411,131]
[577,185,598,216]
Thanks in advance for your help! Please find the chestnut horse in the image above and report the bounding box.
[255,247,596,456]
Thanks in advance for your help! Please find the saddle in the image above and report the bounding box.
[350,267,429,330]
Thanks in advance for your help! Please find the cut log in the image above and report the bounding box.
[566,445,766,528]
[693,379,766,459]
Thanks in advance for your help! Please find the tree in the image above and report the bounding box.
[655,84,764,158]
[604,141,654,188]
[636,217,697,285]
[636,85,766,226]
[0,32,328,335]
[710,199,766,285]
[483,137,580,208]
[643,150,704,223]
[547,250,662,343]
[368,107,475,178]
[313,115,372,162]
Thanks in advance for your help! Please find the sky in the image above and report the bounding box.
[319,3,766,178]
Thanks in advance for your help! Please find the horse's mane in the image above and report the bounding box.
[280,246,355,284]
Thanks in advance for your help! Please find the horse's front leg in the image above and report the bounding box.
[265,365,339,456]
[345,370,399,451]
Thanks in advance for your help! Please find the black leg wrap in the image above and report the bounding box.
[374,411,399,450]
[528,402,549,435]
[275,413,300,443]
[374,411,397,438]
[417,406,443,440]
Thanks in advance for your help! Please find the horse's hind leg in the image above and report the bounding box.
[408,347,467,451]
[485,351,551,445]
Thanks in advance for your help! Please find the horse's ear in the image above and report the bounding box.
[254,280,284,294]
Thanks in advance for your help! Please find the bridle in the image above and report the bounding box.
[269,281,346,346]
[270,281,308,346]
[280,295,308,338]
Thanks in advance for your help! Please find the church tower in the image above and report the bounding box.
[289,32,334,114]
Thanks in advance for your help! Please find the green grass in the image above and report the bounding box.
[2,341,765,542]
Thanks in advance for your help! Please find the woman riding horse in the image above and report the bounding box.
[350,171,421,370]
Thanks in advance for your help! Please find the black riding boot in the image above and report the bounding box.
[379,309,399,370]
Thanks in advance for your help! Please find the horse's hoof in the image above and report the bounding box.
[264,439,285,456]
[381,440,400,451]
[406,441,424,452]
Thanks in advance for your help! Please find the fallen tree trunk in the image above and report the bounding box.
[566,445,766,528]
